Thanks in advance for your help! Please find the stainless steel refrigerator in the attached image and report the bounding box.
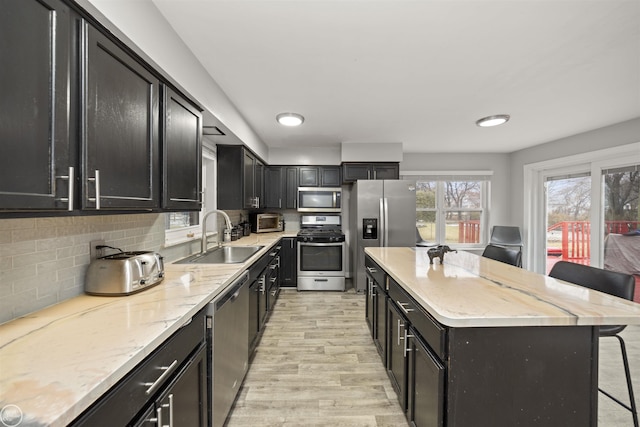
[350,180,416,292]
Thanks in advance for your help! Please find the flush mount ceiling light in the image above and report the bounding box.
[476,114,510,127]
[276,112,305,127]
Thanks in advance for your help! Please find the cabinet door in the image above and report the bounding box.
[243,150,256,209]
[255,159,264,208]
[373,163,399,180]
[280,238,297,287]
[156,344,208,427]
[407,332,445,427]
[342,163,371,183]
[285,167,299,209]
[299,167,319,187]
[249,279,260,352]
[162,86,202,210]
[320,166,342,187]
[387,302,408,410]
[82,22,159,210]
[374,285,387,363]
[0,0,75,210]
[365,276,376,335]
[264,167,284,208]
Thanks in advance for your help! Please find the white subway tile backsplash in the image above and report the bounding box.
[0,213,165,324]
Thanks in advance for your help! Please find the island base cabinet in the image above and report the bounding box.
[387,301,408,411]
[445,326,598,427]
[407,330,445,427]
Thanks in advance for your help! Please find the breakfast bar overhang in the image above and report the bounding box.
[365,247,640,427]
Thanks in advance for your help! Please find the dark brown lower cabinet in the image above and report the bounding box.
[386,301,408,411]
[407,328,445,427]
[70,309,207,426]
[133,344,207,426]
[382,276,598,427]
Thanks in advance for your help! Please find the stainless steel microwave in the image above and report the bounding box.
[297,187,342,212]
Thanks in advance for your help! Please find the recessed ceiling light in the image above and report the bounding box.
[276,112,304,127]
[476,114,510,127]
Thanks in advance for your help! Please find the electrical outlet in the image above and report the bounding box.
[90,239,105,260]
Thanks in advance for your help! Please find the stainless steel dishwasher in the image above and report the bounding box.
[207,271,249,427]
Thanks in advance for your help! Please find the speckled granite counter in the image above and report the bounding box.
[365,247,640,327]
[0,232,294,427]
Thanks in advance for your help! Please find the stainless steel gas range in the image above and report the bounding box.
[296,215,346,291]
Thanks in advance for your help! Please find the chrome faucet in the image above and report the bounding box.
[201,209,233,254]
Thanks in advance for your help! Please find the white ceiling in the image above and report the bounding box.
[153,0,640,154]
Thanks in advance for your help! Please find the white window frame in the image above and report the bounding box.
[403,170,492,249]
[523,142,640,273]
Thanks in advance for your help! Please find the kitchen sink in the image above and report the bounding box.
[175,246,264,264]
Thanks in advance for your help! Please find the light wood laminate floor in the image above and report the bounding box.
[227,288,640,427]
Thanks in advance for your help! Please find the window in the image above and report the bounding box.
[404,172,491,247]
[524,142,640,273]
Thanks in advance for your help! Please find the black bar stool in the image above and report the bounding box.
[549,261,638,427]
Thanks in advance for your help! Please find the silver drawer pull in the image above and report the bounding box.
[397,300,414,315]
[144,359,178,395]
[366,267,377,274]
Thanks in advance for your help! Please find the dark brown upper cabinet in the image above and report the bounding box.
[161,86,203,211]
[342,162,399,183]
[298,166,341,187]
[217,145,264,210]
[0,0,76,211]
[81,21,160,210]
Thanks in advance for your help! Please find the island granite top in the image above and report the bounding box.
[365,247,640,328]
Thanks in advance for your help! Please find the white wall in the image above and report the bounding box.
[268,146,342,165]
[78,0,269,160]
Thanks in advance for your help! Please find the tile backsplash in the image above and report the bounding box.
[0,213,165,324]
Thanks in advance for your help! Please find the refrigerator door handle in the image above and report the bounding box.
[379,197,385,247]
[383,197,389,246]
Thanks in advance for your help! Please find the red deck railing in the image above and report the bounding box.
[458,220,480,243]
[547,220,639,261]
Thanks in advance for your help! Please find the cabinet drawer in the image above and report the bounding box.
[72,309,205,426]
[365,256,386,292]
[388,278,447,360]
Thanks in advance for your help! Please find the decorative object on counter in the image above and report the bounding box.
[427,245,456,264]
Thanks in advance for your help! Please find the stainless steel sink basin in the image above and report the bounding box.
[175,246,264,264]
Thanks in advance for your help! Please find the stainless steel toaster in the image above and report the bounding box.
[85,251,165,296]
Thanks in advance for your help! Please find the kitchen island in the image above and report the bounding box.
[365,247,640,427]
[0,232,294,427]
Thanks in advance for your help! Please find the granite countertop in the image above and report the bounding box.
[0,232,295,427]
[365,247,640,328]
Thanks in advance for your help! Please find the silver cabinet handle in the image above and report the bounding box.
[279,198,282,208]
[168,393,174,427]
[366,266,377,274]
[87,169,101,209]
[55,166,75,211]
[270,277,277,283]
[403,330,415,358]
[397,318,403,346]
[397,300,414,315]
[259,276,266,293]
[144,359,178,395]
